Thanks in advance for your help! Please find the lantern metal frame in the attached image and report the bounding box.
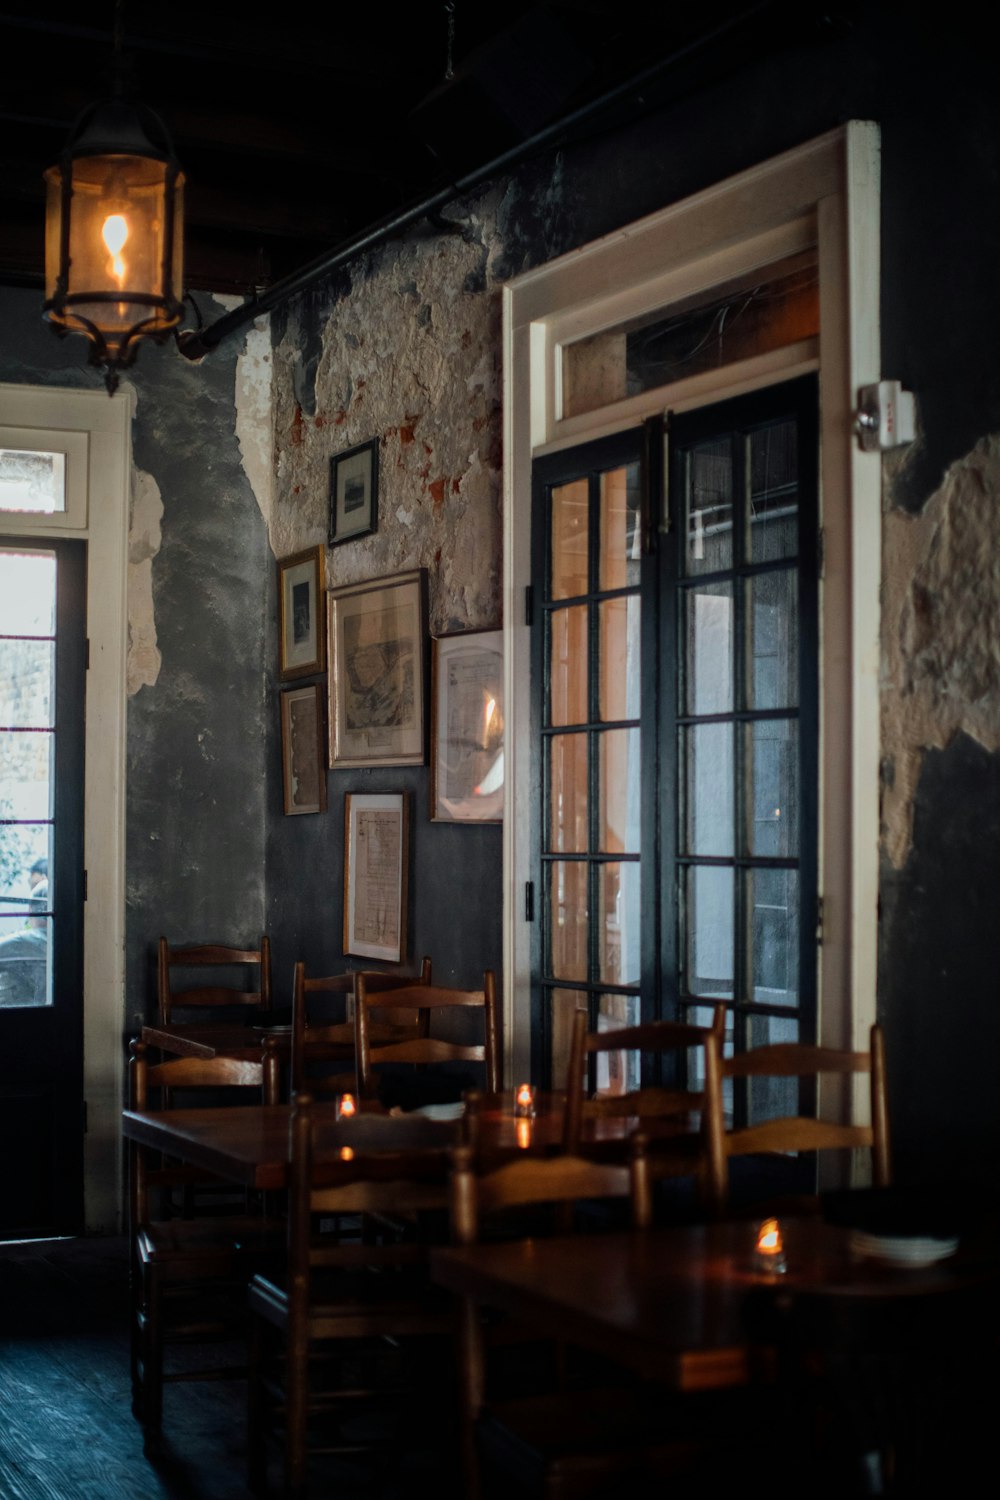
[43,95,185,394]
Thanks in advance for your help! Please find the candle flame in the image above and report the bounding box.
[339,1146,355,1161]
[102,214,129,285]
[516,1084,533,1108]
[339,1093,356,1118]
[756,1218,783,1255]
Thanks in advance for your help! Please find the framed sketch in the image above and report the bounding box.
[278,545,326,680]
[328,568,427,768]
[280,684,327,816]
[329,437,378,546]
[430,629,504,823]
[343,791,408,963]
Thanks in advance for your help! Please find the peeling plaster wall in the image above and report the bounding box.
[881,438,1000,869]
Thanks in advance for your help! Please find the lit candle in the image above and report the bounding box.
[754,1217,787,1274]
[337,1092,357,1120]
[514,1083,536,1118]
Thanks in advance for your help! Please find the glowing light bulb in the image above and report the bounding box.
[102,213,129,283]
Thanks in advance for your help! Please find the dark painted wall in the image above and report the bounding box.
[0,287,269,1028]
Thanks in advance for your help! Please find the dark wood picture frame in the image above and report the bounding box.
[278,544,326,680]
[279,684,327,816]
[343,791,409,963]
[329,437,379,546]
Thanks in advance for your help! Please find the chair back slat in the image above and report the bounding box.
[356,968,500,1098]
[290,957,432,1096]
[158,934,272,1024]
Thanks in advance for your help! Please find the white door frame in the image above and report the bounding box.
[1,382,129,1232]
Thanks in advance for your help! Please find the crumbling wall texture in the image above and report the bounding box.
[881,436,1000,868]
[270,198,505,638]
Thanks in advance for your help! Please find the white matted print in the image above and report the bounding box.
[431,629,504,822]
[343,791,408,963]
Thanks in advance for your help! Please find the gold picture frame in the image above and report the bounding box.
[278,544,326,680]
[343,791,409,963]
[327,568,427,768]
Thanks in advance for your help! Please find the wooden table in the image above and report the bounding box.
[430,1214,1000,1393]
[140,1021,291,1062]
[121,1091,640,1191]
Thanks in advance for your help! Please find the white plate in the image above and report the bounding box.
[414,1102,466,1122]
[849,1229,959,1267]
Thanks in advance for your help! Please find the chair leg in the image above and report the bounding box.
[247,1313,269,1493]
[283,1322,309,1499]
[139,1265,164,1453]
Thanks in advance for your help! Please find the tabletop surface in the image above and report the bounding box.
[121,1092,645,1190]
[430,1214,1000,1390]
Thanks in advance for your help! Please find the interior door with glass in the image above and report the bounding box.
[0,538,86,1237]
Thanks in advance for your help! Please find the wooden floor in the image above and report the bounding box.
[0,1235,459,1500]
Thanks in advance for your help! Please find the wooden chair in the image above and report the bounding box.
[290,957,432,1099]
[449,1136,720,1500]
[703,1023,891,1217]
[128,1036,282,1452]
[157,934,272,1025]
[246,1091,455,1497]
[563,1004,726,1206]
[355,970,501,1103]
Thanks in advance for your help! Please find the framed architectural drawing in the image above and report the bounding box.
[278,544,326,680]
[327,568,427,768]
[430,628,504,822]
[280,684,327,815]
[329,436,378,546]
[343,791,408,963]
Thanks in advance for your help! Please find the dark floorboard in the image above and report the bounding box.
[0,1236,459,1500]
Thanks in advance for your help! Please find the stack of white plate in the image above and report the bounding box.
[848,1228,959,1267]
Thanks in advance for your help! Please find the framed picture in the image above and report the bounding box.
[430,629,504,823]
[279,684,327,816]
[278,545,326,680]
[343,791,409,963]
[328,568,427,768]
[329,437,379,546]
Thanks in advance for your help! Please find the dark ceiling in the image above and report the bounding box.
[0,2,839,304]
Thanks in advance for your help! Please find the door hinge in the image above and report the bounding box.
[524,881,535,922]
[85,638,90,670]
[815,895,824,946]
[524,585,534,627]
[82,869,88,901]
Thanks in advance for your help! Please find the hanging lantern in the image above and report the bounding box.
[43,95,185,394]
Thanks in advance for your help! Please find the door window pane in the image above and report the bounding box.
[683,583,733,715]
[549,606,587,727]
[597,862,639,986]
[747,420,798,564]
[746,868,799,1005]
[0,731,54,821]
[597,728,640,854]
[0,910,50,1007]
[745,719,798,858]
[0,551,56,634]
[548,862,588,982]
[548,733,588,854]
[595,992,641,1094]
[550,479,589,600]
[0,640,55,727]
[685,865,733,999]
[682,723,734,857]
[745,570,797,710]
[550,989,587,1092]
[0,449,66,516]
[598,464,641,591]
[684,439,732,575]
[598,596,640,722]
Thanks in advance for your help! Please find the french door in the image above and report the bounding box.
[530,377,819,1113]
[0,537,86,1236]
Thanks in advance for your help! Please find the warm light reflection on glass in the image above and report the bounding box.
[339,1146,355,1162]
[516,1119,533,1150]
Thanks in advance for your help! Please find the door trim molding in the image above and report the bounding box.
[1,382,129,1232]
